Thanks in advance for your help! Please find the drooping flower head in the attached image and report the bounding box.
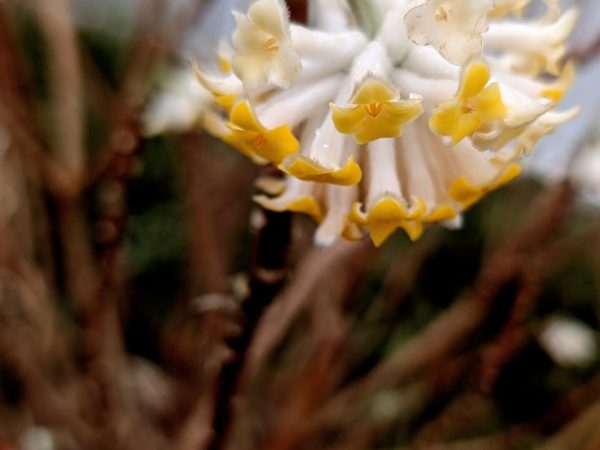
[195,0,578,246]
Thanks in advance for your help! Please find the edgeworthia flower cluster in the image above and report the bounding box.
[194,0,578,246]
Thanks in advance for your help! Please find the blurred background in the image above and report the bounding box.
[1,0,600,449]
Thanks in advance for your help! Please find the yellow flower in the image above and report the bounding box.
[430,61,508,144]
[330,78,423,144]
[223,101,299,164]
[351,197,427,246]
[281,155,362,186]
[449,163,521,208]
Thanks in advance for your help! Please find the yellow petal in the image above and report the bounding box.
[451,113,483,144]
[430,62,507,144]
[330,105,364,134]
[399,220,424,242]
[459,61,491,99]
[423,204,458,222]
[222,132,264,163]
[472,83,508,122]
[368,219,424,247]
[360,198,427,246]
[254,194,322,223]
[449,163,522,209]
[229,101,262,132]
[215,93,238,110]
[352,78,397,104]
[288,197,323,222]
[218,56,232,74]
[259,126,300,163]
[350,202,369,225]
[429,102,462,137]
[225,101,299,164]
[369,221,399,247]
[541,61,575,103]
[342,221,364,241]
[368,197,410,222]
[282,155,362,186]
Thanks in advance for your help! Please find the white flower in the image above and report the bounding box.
[143,68,214,136]
[570,134,600,204]
[232,0,301,90]
[20,427,55,450]
[195,0,577,246]
[404,0,493,66]
[538,317,598,368]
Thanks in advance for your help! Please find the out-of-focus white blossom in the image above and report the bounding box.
[538,316,598,368]
[142,0,245,136]
[570,134,600,203]
[20,427,55,450]
[143,69,214,136]
[195,0,578,246]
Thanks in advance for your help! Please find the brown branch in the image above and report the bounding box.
[249,239,375,375]
[34,0,84,182]
[256,237,376,450]
[205,210,292,450]
[313,183,573,429]
[180,134,228,294]
[262,298,347,450]
[538,400,600,450]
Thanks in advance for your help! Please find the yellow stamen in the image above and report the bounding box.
[460,101,474,114]
[254,134,267,149]
[263,37,280,53]
[365,102,383,117]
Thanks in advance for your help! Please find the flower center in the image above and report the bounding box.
[254,133,268,149]
[364,102,383,117]
[460,100,475,114]
[262,37,280,53]
[434,6,450,23]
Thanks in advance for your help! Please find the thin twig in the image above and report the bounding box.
[205,210,292,450]
[249,240,374,375]
[35,0,84,182]
[312,183,573,430]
